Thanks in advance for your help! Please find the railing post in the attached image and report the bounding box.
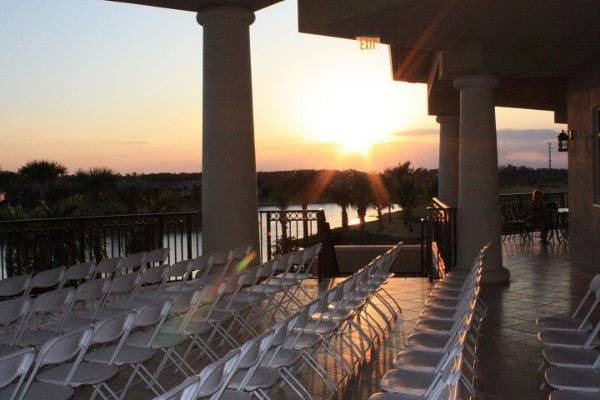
[266,211,272,260]
[186,214,193,260]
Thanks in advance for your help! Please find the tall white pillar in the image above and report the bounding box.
[197,6,259,256]
[436,115,459,207]
[453,74,509,284]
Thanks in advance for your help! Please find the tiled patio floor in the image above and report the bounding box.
[341,240,598,400]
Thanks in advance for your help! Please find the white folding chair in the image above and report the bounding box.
[0,276,32,298]
[0,348,35,400]
[64,262,96,285]
[29,267,66,292]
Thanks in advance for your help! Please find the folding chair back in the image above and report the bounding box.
[32,288,74,314]
[0,296,31,345]
[0,349,34,398]
[22,326,93,396]
[31,267,66,291]
[155,349,239,400]
[191,255,209,276]
[75,278,110,302]
[140,265,170,289]
[0,276,32,298]
[107,272,142,297]
[121,252,147,274]
[169,261,192,281]
[145,248,169,268]
[91,311,136,345]
[96,257,123,277]
[64,262,96,284]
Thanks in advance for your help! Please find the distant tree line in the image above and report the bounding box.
[0,160,567,230]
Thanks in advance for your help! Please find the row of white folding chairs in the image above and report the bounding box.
[0,245,322,400]
[0,247,171,299]
[154,242,403,400]
[367,244,490,400]
[0,242,320,355]
[537,273,600,399]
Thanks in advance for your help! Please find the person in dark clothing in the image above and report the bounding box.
[530,190,549,244]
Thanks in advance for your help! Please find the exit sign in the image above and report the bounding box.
[356,36,380,50]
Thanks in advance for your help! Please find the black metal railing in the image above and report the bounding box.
[420,198,457,279]
[0,212,201,278]
[258,209,325,262]
[499,191,568,235]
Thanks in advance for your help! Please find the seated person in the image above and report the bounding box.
[529,189,549,244]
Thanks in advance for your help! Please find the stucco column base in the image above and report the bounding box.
[454,74,509,285]
[197,5,260,257]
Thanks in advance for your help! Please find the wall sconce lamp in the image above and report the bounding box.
[557,129,573,152]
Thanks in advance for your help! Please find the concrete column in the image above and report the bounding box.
[436,115,460,207]
[453,74,510,284]
[197,6,259,256]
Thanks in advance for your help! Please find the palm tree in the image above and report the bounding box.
[384,162,422,232]
[75,167,117,197]
[348,170,374,236]
[18,160,67,201]
[328,174,352,230]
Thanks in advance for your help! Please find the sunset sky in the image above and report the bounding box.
[1,0,567,173]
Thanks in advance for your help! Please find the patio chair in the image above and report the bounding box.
[152,349,243,400]
[538,307,600,349]
[35,311,136,400]
[53,278,111,331]
[29,267,67,293]
[83,304,166,398]
[145,248,169,269]
[10,327,94,400]
[537,274,600,332]
[95,257,124,278]
[63,262,96,285]
[0,296,32,354]
[0,348,35,400]
[119,252,147,275]
[17,288,76,347]
[0,276,32,298]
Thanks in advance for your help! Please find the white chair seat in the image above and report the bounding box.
[84,345,155,365]
[218,389,254,400]
[243,285,281,295]
[275,272,313,280]
[543,348,600,368]
[406,333,449,352]
[413,319,454,334]
[418,308,455,321]
[161,319,213,335]
[328,299,364,310]
[392,350,444,372]
[379,368,435,396]
[424,298,460,309]
[292,319,338,335]
[539,330,599,348]
[265,278,297,287]
[224,292,265,303]
[0,381,74,400]
[126,330,187,349]
[283,333,321,350]
[369,388,452,400]
[18,330,61,347]
[310,309,352,321]
[262,348,302,368]
[192,310,234,323]
[37,362,118,386]
[228,366,280,391]
[214,301,252,313]
[546,367,600,391]
[537,316,593,332]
